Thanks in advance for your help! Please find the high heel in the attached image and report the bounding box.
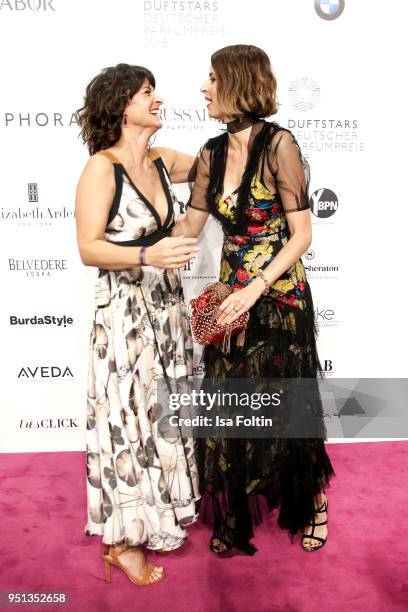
[210,534,257,557]
[210,534,232,555]
[302,499,329,552]
[209,510,235,556]
[101,544,165,586]
[103,556,111,583]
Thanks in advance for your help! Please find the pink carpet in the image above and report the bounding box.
[1,442,407,612]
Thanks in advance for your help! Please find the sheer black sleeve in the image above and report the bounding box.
[186,145,211,212]
[268,129,310,213]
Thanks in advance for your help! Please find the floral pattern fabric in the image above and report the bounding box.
[194,126,335,554]
[219,176,307,309]
[84,157,200,550]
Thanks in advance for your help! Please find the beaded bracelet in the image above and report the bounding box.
[140,246,146,266]
[256,270,272,295]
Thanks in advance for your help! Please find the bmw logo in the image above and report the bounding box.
[314,0,345,20]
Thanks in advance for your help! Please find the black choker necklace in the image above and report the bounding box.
[226,116,256,134]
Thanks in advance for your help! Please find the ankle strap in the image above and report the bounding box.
[315,501,328,513]
[106,543,128,556]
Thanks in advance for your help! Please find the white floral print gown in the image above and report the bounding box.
[84,151,200,550]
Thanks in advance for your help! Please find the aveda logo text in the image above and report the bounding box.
[17,366,74,380]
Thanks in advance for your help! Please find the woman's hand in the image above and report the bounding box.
[216,277,266,325]
[145,236,199,269]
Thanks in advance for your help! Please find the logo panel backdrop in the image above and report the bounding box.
[0,1,406,452]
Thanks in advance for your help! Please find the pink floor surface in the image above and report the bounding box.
[1,441,407,612]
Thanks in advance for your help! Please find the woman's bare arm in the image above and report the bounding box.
[257,209,311,285]
[75,155,198,270]
[172,206,209,237]
[159,146,211,237]
[154,147,196,183]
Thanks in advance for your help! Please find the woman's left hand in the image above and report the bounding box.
[216,278,266,325]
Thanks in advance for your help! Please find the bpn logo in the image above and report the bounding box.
[314,0,345,20]
[310,188,338,218]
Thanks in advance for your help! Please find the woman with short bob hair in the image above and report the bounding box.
[174,45,335,555]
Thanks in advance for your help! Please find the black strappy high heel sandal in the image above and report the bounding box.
[302,499,329,552]
[210,534,233,555]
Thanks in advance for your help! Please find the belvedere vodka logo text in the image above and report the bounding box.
[8,258,68,278]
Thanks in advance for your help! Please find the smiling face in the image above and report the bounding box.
[124,79,164,129]
[201,66,225,120]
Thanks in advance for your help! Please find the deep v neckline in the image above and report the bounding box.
[120,158,172,228]
[219,120,266,202]
[219,140,246,203]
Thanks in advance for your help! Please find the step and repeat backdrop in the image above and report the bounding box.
[0,1,406,452]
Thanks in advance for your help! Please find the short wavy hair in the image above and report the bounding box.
[211,44,278,120]
[76,63,155,155]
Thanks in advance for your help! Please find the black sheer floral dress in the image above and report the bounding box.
[188,120,335,555]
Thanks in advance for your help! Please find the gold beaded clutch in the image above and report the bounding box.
[188,282,249,354]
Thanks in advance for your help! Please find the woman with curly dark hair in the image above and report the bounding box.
[174,45,335,556]
[75,63,200,586]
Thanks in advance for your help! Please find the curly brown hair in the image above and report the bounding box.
[211,45,278,120]
[76,63,156,155]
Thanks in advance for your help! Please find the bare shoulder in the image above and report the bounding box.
[153,146,195,161]
[88,151,115,171]
[76,153,116,207]
[151,147,196,183]
[151,146,176,165]
[150,146,169,157]
[78,152,115,182]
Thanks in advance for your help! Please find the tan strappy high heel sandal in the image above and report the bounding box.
[102,544,165,586]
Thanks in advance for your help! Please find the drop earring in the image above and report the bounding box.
[148,133,157,150]
[123,115,127,125]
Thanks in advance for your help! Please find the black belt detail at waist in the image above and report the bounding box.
[111,226,172,247]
